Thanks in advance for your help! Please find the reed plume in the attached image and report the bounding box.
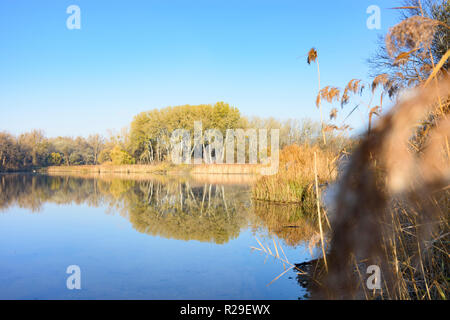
[314,77,450,299]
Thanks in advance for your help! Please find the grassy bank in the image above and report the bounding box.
[43,162,267,178]
[45,170,258,186]
[44,163,190,175]
[190,163,265,175]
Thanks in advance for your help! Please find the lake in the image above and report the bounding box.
[0,173,320,300]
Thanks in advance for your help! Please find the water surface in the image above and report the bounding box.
[0,173,319,299]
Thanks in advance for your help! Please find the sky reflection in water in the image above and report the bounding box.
[0,174,319,299]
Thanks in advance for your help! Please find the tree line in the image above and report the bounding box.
[0,130,106,171]
[0,102,350,172]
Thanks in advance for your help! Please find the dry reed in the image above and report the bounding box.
[314,77,450,299]
[252,144,338,205]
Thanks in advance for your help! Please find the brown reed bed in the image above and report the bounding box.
[311,77,450,300]
[45,163,268,176]
[190,163,266,175]
[252,144,340,205]
[44,163,188,174]
[190,173,258,185]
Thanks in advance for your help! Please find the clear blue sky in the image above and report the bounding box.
[0,0,400,137]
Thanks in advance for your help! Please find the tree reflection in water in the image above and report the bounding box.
[1,173,321,298]
[0,174,252,244]
[0,173,319,247]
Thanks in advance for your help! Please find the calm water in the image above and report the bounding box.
[0,173,319,300]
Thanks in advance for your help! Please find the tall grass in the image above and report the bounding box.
[252,144,339,205]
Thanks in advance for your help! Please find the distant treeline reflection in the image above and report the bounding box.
[0,174,319,246]
[0,174,253,244]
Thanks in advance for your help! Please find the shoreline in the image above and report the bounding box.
[42,163,268,175]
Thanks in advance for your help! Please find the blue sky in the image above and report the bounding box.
[0,0,400,137]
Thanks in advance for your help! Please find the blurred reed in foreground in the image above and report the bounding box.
[313,76,450,300]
